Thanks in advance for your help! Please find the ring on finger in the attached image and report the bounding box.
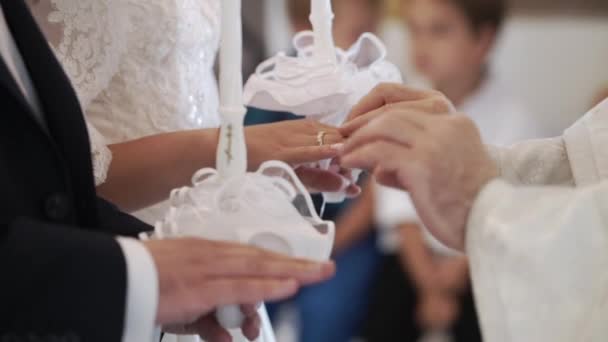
[317,131,327,146]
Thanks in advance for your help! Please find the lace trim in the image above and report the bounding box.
[87,122,112,185]
[46,0,127,109]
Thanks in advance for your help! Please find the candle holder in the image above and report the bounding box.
[244,3,402,203]
[150,161,334,263]
[143,2,336,341]
[142,160,335,335]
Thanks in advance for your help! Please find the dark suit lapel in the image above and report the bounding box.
[0,0,99,226]
[0,50,39,121]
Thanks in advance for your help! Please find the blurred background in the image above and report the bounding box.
[248,0,608,135]
[241,1,608,342]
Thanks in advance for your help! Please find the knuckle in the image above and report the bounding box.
[382,102,397,113]
[452,114,476,130]
[383,114,403,128]
[230,281,252,299]
[238,280,273,299]
[375,82,394,93]
[429,96,452,114]
[377,82,407,99]
[245,258,269,274]
[428,89,445,99]
[423,139,440,155]
[302,119,317,132]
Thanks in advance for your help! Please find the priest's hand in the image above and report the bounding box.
[144,238,335,341]
[340,84,498,251]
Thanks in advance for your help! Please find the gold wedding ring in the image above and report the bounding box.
[317,131,327,146]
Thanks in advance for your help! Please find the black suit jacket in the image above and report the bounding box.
[0,1,152,341]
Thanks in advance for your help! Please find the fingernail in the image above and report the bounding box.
[346,186,362,198]
[339,176,351,191]
[321,261,337,276]
[305,262,330,275]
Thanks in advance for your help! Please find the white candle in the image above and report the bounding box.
[310,0,336,64]
[217,0,247,177]
[220,0,244,108]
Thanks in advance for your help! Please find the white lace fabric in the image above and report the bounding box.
[29,0,222,189]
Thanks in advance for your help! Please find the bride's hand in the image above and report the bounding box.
[245,119,343,170]
[246,120,361,195]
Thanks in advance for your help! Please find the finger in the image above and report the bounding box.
[341,97,452,137]
[340,101,429,138]
[183,238,309,260]
[347,83,435,121]
[342,114,424,155]
[345,184,362,198]
[346,184,363,198]
[296,167,348,193]
[178,239,291,262]
[197,254,336,284]
[314,125,344,146]
[196,315,232,342]
[196,278,300,310]
[340,105,388,138]
[341,141,413,172]
[290,120,343,145]
[282,144,343,166]
[197,239,332,266]
[241,312,262,341]
[240,304,259,318]
[179,240,336,282]
[373,168,402,189]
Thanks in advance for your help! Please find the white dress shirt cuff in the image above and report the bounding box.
[117,237,159,342]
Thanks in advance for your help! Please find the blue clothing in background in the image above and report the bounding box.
[296,208,381,342]
[266,200,381,342]
[245,107,297,125]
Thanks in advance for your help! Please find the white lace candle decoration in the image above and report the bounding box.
[244,0,403,202]
[141,0,336,335]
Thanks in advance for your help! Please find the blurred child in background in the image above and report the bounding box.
[592,85,608,107]
[362,0,543,341]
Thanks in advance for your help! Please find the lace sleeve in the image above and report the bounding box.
[488,137,575,187]
[28,0,128,185]
[29,0,128,109]
[86,122,112,185]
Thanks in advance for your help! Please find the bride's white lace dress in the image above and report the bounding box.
[28,0,221,224]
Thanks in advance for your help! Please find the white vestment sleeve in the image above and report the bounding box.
[466,180,608,342]
[488,136,574,187]
[117,238,159,342]
[489,98,608,189]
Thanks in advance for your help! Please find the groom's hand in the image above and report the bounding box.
[144,239,335,341]
[339,84,498,251]
[162,304,261,342]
